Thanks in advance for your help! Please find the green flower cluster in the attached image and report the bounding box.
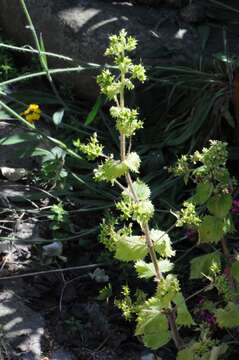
[193,141,230,189]
[115,285,134,320]
[105,29,137,57]
[176,201,201,227]
[97,29,146,100]
[214,274,234,303]
[115,285,147,321]
[73,132,103,160]
[170,155,190,183]
[110,106,143,137]
[157,274,180,308]
[172,140,231,192]
[98,215,119,252]
[116,196,154,224]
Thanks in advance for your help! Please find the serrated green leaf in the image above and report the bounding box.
[215,302,239,328]
[123,180,151,201]
[95,158,128,182]
[207,194,232,218]
[198,216,224,243]
[143,331,171,350]
[135,259,173,279]
[131,181,151,200]
[191,182,213,205]
[136,297,164,335]
[115,235,147,261]
[109,161,127,180]
[174,292,194,327]
[135,260,155,279]
[177,341,227,360]
[190,251,221,279]
[124,152,140,172]
[136,296,171,350]
[158,259,174,273]
[151,229,175,258]
[210,344,228,360]
[177,347,193,360]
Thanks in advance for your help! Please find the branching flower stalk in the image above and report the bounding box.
[74,30,188,352]
[117,54,162,282]
[118,63,183,350]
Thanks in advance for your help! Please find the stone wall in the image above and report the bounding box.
[0,0,238,100]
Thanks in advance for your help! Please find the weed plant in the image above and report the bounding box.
[1,1,239,358]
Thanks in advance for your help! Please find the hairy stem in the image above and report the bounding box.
[167,310,184,350]
[221,237,230,261]
[221,237,237,291]
[143,223,162,279]
[118,73,183,350]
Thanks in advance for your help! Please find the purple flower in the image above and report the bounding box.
[200,310,216,326]
[223,267,230,279]
[186,229,197,240]
[195,296,205,305]
[232,200,239,214]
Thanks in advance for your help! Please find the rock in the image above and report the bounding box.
[0,240,11,253]
[0,0,203,100]
[180,3,206,23]
[0,289,44,359]
[205,0,239,22]
[15,221,38,241]
[0,182,32,208]
[0,182,50,207]
[52,349,77,360]
[0,122,35,169]
[92,352,116,360]
[89,267,109,283]
[140,352,156,360]
[1,167,28,181]
[42,241,63,257]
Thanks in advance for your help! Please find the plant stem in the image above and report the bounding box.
[124,158,183,350]
[0,66,96,87]
[118,73,183,350]
[167,310,183,350]
[125,171,162,279]
[221,237,230,261]
[143,223,162,279]
[0,43,73,61]
[221,237,237,291]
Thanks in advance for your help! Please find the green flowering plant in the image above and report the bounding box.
[73,29,194,351]
[172,141,239,352]
[172,141,235,247]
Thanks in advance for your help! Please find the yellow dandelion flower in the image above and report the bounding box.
[21,104,41,123]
